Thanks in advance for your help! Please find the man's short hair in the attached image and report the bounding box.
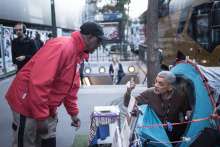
[157,71,176,84]
[15,23,26,33]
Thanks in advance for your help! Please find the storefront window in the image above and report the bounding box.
[3,27,15,73]
[0,26,16,78]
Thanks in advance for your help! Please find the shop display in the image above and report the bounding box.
[3,27,15,73]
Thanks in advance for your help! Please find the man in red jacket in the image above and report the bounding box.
[5,21,107,147]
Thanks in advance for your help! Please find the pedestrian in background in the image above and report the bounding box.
[45,33,54,43]
[109,56,125,84]
[34,32,44,51]
[11,23,37,72]
[6,21,107,147]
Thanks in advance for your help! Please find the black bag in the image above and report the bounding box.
[190,128,220,147]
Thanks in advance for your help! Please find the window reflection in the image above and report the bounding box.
[187,2,220,53]
[196,16,209,49]
[212,28,220,49]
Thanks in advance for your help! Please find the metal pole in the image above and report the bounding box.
[51,0,57,37]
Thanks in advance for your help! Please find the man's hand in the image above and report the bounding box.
[16,56,26,61]
[36,119,48,135]
[71,115,81,130]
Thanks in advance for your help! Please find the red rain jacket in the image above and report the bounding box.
[6,32,88,120]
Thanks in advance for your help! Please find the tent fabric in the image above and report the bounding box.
[171,62,215,147]
[198,65,220,102]
[135,62,216,147]
[136,105,172,147]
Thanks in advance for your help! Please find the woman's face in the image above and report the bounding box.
[112,57,117,63]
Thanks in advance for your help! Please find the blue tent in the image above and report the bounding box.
[136,62,218,147]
